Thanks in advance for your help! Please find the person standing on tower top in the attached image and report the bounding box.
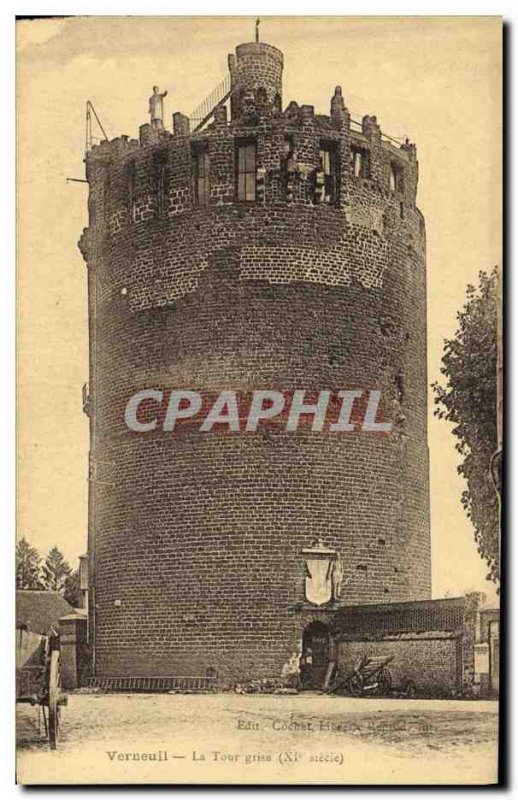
[149,86,168,130]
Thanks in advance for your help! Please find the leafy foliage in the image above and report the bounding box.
[432,268,500,586]
[41,546,72,593]
[63,569,82,607]
[16,537,43,589]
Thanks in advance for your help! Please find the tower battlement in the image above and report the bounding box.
[83,44,424,315]
[85,75,419,217]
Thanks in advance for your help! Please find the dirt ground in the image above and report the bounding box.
[17,692,499,785]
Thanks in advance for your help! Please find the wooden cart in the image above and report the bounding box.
[329,654,394,697]
[16,624,67,749]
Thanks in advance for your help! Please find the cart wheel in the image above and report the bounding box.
[347,673,363,697]
[405,680,417,698]
[378,667,392,696]
[48,650,60,750]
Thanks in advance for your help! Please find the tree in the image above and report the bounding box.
[41,546,72,593]
[432,268,500,586]
[63,569,82,607]
[16,537,43,589]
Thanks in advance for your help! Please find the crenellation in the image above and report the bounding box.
[173,112,190,137]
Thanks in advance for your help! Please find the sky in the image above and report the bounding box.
[17,16,501,604]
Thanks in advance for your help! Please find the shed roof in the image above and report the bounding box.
[16,590,75,635]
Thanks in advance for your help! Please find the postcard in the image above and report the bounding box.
[16,15,502,785]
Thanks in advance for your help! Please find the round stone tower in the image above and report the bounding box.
[79,38,431,682]
[228,42,284,116]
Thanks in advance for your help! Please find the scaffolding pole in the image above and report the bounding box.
[85,100,108,153]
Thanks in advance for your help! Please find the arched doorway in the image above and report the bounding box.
[301,621,330,690]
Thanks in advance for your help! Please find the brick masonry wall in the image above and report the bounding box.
[80,43,431,680]
[337,636,461,697]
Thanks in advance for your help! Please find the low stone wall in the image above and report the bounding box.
[331,595,488,698]
[336,633,461,697]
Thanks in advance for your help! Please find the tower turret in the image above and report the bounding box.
[229,41,284,117]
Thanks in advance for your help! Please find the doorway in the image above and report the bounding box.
[301,621,330,690]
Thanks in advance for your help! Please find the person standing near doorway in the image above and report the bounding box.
[301,646,314,688]
[281,650,302,689]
